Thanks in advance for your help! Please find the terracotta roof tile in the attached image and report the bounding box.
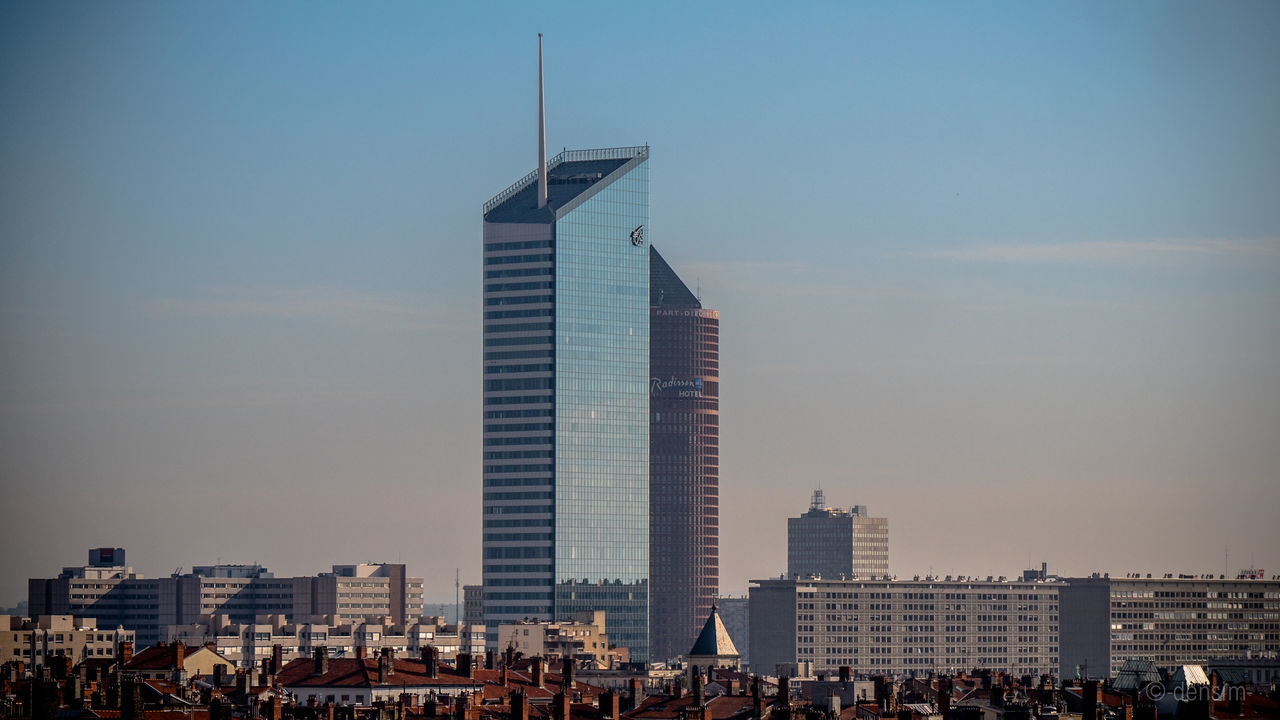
[276,657,485,690]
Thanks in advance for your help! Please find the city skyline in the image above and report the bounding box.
[3,1,1280,611]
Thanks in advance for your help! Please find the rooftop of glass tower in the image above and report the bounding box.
[483,146,647,224]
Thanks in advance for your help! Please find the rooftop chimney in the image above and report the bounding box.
[512,690,530,720]
[628,678,643,710]
[564,658,576,689]
[174,644,185,670]
[600,691,620,720]
[271,644,283,675]
[120,641,133,664]
[313,647,328,676]
[379,648,393,683]
[456,652,473,679]
[422,646,439,679]
[485,649,494,670]
[532,657,545,688]
[1083,680,1098,720]
[554,692,570,720]
[693,666,705,705]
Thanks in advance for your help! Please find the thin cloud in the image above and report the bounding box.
[917,239,1280,264]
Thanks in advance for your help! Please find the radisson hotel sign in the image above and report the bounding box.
[651,376,705,398]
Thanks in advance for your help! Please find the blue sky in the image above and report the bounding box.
[2,1,1278,605]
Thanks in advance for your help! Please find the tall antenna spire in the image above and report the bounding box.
[537,33,548,209]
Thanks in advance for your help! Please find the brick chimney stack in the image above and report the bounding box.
[379,648,393,683]
[564,658,576,689]
[456,652,473,679]
[629,678,643,710]
[422,646,439,679]
[599,691,620,720]
[511,690,530,720]
[531,658,544,688]
[174,644,185,671]
[271,644,283,674]
[553,692,570,720]
[1083,681,1099,720]
[119,641,134,665]
[313,647,328,676]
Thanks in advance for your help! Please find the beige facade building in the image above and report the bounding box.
[122,642,236,680]
[496,611,623,667]
[1,615,134,668]
[166,613,485,668]
[750,576,1060,677]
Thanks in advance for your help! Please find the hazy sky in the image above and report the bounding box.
[2,2,1278,608]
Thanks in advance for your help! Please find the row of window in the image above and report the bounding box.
[484,267,552,280]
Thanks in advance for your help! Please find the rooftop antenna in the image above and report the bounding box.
[455,568,461,625]
[537,33,548,209]
[810,488,826,511]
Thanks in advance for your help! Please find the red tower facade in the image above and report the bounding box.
[649,246,720,662]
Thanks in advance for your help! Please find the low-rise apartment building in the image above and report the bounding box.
[496,611,625,668]
[1,614,134,668]
[167,613,485,667]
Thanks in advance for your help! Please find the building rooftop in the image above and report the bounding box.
[650,246,699,309]
[483,147,646,224]
[1111,659,1160,691]
[275,657,482,689]
[688,606,739,658]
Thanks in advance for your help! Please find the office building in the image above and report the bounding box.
[787,490,889,580]
[715,595,750,668]
[27,547,165,647]
[463,585,484,626]
[28,549,422,650]
[1059,573,1280,679]
[749,575,1060,677]
[481,38,650,660]
[648,246,720,663]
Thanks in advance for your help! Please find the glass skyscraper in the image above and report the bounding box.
[481,146,651,661]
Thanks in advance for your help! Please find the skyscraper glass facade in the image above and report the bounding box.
[482,146,650,661]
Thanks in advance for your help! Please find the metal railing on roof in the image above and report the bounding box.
[482,145,648,215]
